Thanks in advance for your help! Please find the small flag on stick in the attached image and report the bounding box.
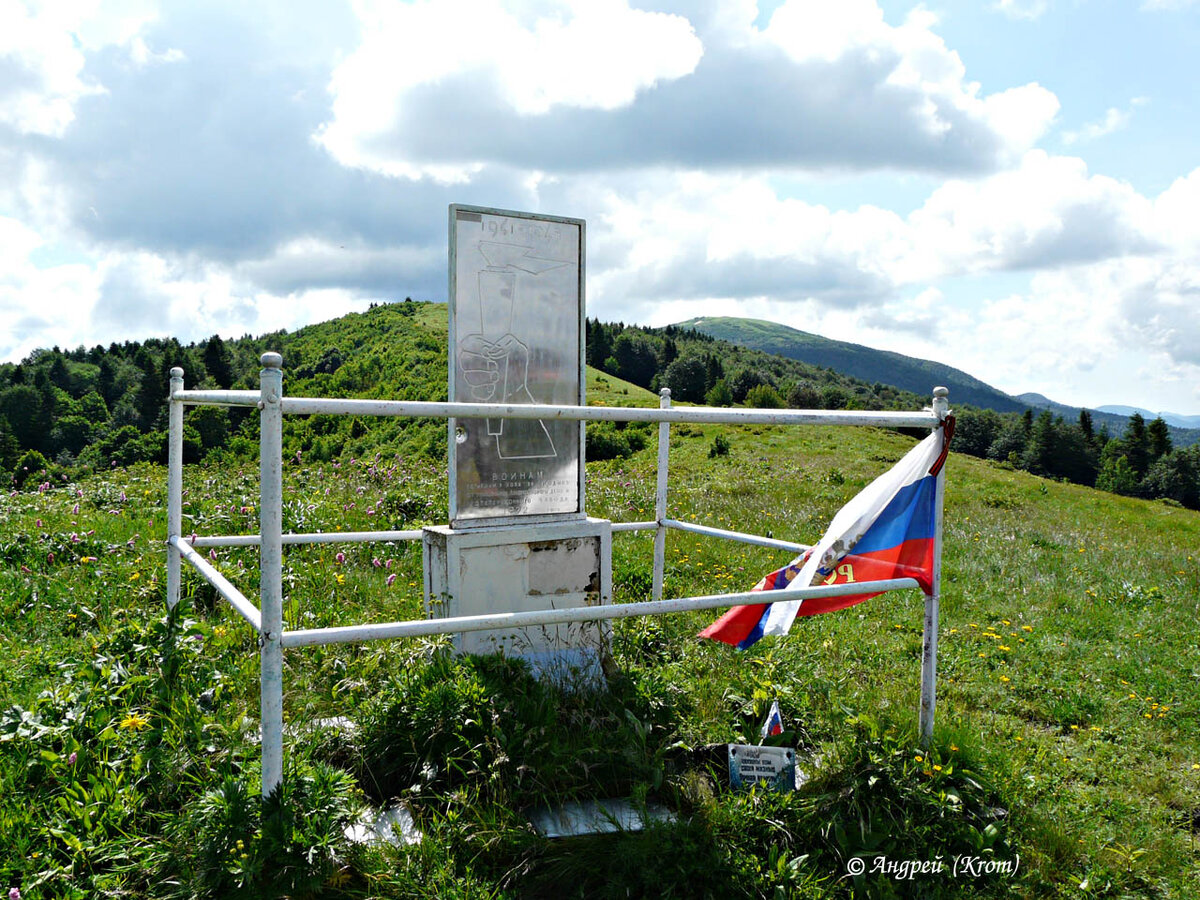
[759,699,783,742]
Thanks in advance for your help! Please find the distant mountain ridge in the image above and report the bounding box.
[1094,405,1200,430]
[677,316,1028,411]
[678,316,1200,448]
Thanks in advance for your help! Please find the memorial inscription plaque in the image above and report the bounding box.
[448,205,585,527]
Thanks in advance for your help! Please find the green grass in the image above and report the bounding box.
[2,415,1199,898]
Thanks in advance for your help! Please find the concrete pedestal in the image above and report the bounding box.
[422,518,612,684]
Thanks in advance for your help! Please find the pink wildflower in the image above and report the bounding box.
[11,886,22,899]
[372,558,382,568]
[68,751,77,765]
[335,552,345,565]
[386,574,397,587]
[72,503,80,515]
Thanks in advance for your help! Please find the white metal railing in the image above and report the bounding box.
[165,353,949,795]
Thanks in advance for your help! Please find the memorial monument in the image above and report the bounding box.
[424,205,612,682]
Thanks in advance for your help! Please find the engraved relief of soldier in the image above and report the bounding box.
[457,242,569,460]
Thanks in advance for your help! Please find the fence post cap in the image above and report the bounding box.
[261,352,283,369]
[169,367,184,380]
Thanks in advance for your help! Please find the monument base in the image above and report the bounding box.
[422,519,612,686]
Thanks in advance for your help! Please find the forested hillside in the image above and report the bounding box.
[4,300,1199,509]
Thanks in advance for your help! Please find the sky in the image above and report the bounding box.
[1,0,1199,415]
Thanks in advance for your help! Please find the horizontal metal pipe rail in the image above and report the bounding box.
[280,578,920,648]
[662,518,809,553]
[184,521,797,548]
[172,536,262,631]
[611,520,657,533]
[188,529,425,548]
[171,388,939,429]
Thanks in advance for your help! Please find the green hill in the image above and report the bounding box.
[2,373,1199,896]
[677,315,1029,413]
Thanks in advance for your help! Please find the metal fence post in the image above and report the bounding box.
[919,386,950,745]
[259,353,285,796]
[167,367,184,609]
[652,388,671,603]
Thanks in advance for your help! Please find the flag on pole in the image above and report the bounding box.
[759,699,784,741]
[701,421,953,650]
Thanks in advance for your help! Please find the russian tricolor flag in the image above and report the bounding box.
[701,422,952,650]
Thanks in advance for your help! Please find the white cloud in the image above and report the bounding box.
[907,151,1156,275]
[1140,0,1199,9]
[1061,98,1146,145]
[992,0,1048,21]
[318,0,703,180]
[316,0,1059,180]
[0,0,167,136]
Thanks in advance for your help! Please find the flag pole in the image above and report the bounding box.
[919,386,950,746]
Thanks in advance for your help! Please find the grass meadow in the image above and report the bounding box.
[1,374,1198,897]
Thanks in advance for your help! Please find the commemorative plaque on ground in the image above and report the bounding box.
[727,744,798,793]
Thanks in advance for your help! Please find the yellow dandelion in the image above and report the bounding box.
[119,712,150,731]
[999,675,1010,683]
[1022,625,1033,632]
[336,573,346,585]
[949,744,959,752]
[932,764,943,772]
[999,645,1011,652]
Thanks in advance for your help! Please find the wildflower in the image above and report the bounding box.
[336,574,346,586]
[119,712,150,731]
[932,764,943,772]
[130,572,140,582]
[999,645,1011,652]
[386,574,397,587]
[999,675,1010,683]
[10,887,21,899]
[372,557,382,568]
[209,549,218,561]
[949,744,959,752]
[1022,625,1033,632]
[914,754,924,763]
[335,552,345,565]
[68,751,77,765]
